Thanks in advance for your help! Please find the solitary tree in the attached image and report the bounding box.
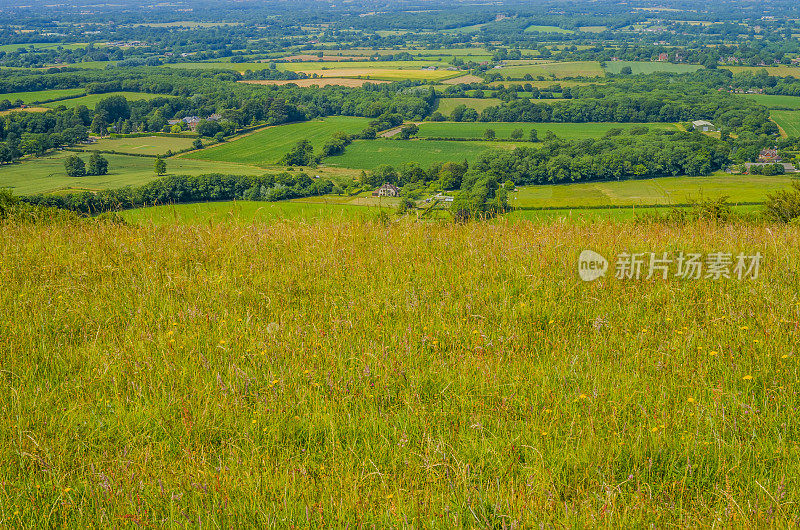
[510,128,523,140]
[528,129,539,142]
[64,155,86,177]
[87,153,109,176]
[155,156,167,176]
[484,128,496,140]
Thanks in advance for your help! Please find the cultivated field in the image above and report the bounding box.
[770,110,800,137]
[2,218,799,526]
[86,136,197,156]
[240,78,390,87]
[737,94,800,110]
[324,139,509,169]
[0,152,265,195]
[43,92,172,109]
[416,121,678,140]
[511,173,796,208]
[435,97,503,114]
[0,88,84,104]
[523,25,574,34]
[182,117,372,166]
[603,61,703,75]
[496,61,605,79]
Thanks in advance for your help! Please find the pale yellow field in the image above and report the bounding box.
[240,78,390,87]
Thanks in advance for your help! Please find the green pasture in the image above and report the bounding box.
[182,117,371,166]
[496,61,605,79]
[771,110,800,136]
[44,92,172,109]
[523,25,574,34]
[324,139,510,170]
[435,98,503,114]
[739,94,800,110]
[0,88,84,104]
[85,136,197,156]
[416,122,678,140]
[0,151,265,196]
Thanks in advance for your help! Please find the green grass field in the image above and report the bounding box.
[3,217,799,526]
[43,92,172,109]
[435,97,503,114]
[738,94,800,110]
[183,117,371,166]
[770,110,800,136]
[0,88,84,104]
[511,173,796,208]
[0,151,265,195]
[603,61,703,75]
[523,25,574,34]
[417,121,677,140]
[325,139,508,170]
[86,136,197,156]
[496,61,605,79]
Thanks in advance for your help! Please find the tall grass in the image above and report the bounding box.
[1,217,799,526]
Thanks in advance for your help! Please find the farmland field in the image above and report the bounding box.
[85,136,197,156]
[770,110,800,136]
[511,173,796,208]
[325,139,507,169]
[523,25,574,34]
[0,151,265,195]
[723,65,800,77]
[435,97,503,114]
[739,94,800,110]
[43,92,173,109]
[182,117,372,166]
[603,61,703,75]
[496,61,605,79]
[416,121,678,140]
[0,88,84,104]
[240,78,390,87]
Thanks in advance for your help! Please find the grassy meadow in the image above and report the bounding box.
[0,88,85,104]
[87,136,197,156]
[1,218,799,526]
[435,97,503,114]
[183,117,371,166]
[738,94,800,110]
[44,92,172,110]
[0,151,265,195]
[496,61,605,79]
[603,61,703,75]
[325,139,506,170]
[417,121,678,140]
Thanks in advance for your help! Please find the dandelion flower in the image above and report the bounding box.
[742,375,753,381]
[687,397,695,403]
[782,354,789,359]
[651,427,659,433]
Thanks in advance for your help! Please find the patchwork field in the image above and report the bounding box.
[44,92,172,109]
[0,88,84,104]
[511,173,796,208]
[182,117,372,166]
[724,65,800,77]
[0,152,265,196]
[416,121,678,140]
[324,139,511,170]
[603,61,703,75]
[85,136,197,156]
[435,97,503,114]
[770,110,800,137]
[240,78,390,87]
[496,61,605,79]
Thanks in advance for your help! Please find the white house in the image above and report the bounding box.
[691,120,717,132]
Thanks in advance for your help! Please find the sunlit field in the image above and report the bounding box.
[2,217,799,526]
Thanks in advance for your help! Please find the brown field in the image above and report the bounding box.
[0,106,50,116]
[240,78,390,87]
[443,74,483,84]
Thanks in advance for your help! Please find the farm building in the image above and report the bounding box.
[372,183,400,197]
[691,120,717,132]
[758,147,781,163]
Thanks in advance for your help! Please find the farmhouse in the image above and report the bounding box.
[691,120,717,132]
[372,183,400,197]
[658,53,669,62]
[758,147,781,163]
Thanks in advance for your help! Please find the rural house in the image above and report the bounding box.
[691,120,717,132]
[758,147,781,163]
[372,183,400,197]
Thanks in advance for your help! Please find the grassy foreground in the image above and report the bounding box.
[1,218,799,526]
